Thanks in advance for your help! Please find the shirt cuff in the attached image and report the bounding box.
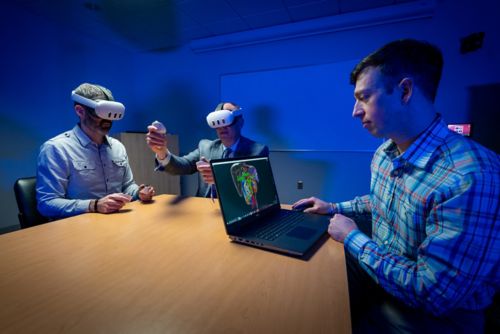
[336,201,352,215]
[156,152,171,166]
[83,199,93,213]
[344,229,371,258]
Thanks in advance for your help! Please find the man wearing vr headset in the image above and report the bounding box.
[36,83,155,219]
[146,102,268,197]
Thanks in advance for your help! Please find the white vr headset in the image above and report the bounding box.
[71,91,125,121]
[206,108,242,128]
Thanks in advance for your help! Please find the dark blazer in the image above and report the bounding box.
[157,136,269,197]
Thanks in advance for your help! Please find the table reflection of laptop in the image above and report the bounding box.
[210,156,330,256]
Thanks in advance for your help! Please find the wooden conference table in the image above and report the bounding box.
[0,194,351,333]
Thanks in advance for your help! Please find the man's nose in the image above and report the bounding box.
[352,102,363,118]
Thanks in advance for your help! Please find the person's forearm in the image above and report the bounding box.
[335,194,371,215]
[38,197,90,219]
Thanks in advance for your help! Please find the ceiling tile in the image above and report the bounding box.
[339,0,394,14]
[12,0,427,50]
[227,0,285,17]
[243,10,291,29]
[177,0,237,24]
[287,0,339,21]
[178,27,214,42]
[174,7,203,31]
[284,0,334,7]
[203,17,249,35]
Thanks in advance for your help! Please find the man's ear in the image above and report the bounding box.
[74,104,85,117]
[399,78,413,105]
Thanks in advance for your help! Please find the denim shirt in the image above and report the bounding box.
[36,124,139,219]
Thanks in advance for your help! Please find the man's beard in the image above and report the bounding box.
[83,115,113,135]
[99,120,112,132]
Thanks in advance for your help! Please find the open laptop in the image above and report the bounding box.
[210,156,330,256]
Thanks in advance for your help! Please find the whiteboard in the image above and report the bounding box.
[221,60,381,151]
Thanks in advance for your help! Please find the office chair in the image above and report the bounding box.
[485,292,500,334]
[13,177,49,229]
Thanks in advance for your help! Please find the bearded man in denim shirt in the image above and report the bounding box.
[37,83,155,219]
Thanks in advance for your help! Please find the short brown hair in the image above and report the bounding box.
[350,39,443,102]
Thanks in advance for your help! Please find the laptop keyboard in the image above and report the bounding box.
[253,211,304,241]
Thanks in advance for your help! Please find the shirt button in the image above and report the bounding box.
[384,240,389,245]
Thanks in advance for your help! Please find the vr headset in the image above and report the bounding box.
[71,91,125,121]
[206,104,242,128]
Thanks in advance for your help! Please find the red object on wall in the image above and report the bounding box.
[448,124,472,136]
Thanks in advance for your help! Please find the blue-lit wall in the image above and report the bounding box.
[1,0,498,230]
[0,3,139,230]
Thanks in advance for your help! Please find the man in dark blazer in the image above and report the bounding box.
[146,102,269,197]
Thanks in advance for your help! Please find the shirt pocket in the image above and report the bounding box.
[398,197,425,257]
[112,159,127,168]
[72,160,96,173]
[109,159,127,180]
[70,160,97,186]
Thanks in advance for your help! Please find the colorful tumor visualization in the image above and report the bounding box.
[230,163,259,209]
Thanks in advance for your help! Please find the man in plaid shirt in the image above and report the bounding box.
[293,39,499,333]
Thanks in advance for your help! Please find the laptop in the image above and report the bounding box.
[210,156,330,256]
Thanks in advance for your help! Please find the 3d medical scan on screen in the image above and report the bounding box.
[213,157,278,226]
[230,163,259,209]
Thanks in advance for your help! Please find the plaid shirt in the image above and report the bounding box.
[338,116,500,316]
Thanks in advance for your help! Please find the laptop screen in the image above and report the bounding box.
[211,156,280,226]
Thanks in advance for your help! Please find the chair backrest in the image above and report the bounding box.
[485,292,500,334]
[13,177,49,229]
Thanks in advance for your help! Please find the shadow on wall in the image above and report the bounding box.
[468,83,500,154]
[270,150,372,205]
[0,116,47,229]
[125,80,215,197]
[250,104,290,149]
[0,117,42,163]
[125,80,209,150]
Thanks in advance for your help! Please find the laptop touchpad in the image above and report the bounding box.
[287,226,316,239]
